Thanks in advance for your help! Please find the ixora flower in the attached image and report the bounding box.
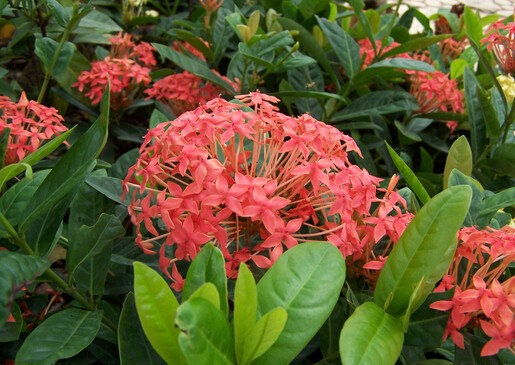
[431,225,515,356]
[0,92,68,165]
[73,32,155,110]
[123,91,412,290]
[482,13,515,75]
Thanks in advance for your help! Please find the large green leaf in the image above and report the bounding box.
[67,214,124,296]
[443,136,473,189]
[182,243,228,317]
[353,58,435,85]
[133,261,186,365]
[317,17,361,78]
[448,170,484,227]
[463,67,486,160]
[386,142,430,205]
[253,242,345,365]
[339,301,404,365]
[176,298,234,365]
[381,35,451,59]
[374,186,472,316]
[0,251,50,324]
[477,187,515,227]
[15,308,102,365]
[34,38,75,76]
[0,302,22,342]
[331,90,419,122]
[118,293,166,365]
[234,264,258,365]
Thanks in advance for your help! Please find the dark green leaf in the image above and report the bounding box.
[347,0,376,51]
[86,175,127,206]
[464,67,486,160]
[118,293,166,365]
[448,170,484,227]
[477,85,500,140]
[0,302,22,342]
[0,251,50,324]
[339,301,404,365]
[34,38,75,76]
[176,298,234,365]
[253,242,345,365]
[374,186,472,316]
[46,0,71,27]
[75,10,122,33]
[354,58,435,85]
[443,136,473,189]
[15,308,102,365]
[381,35,451,59]
[455,333,502,365]
[477,187,515,227]
[0,127,10,169]
[182,243,228,317]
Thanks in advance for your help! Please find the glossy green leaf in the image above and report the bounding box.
[339,301,404,365]
[176,298,234,365]
[0,302,22,342]
[381,35,451,58]
[464,67,486,159]
[448,169,484,227]
[67,214,124,295]
[317,17,360,78]
[450,59,468,79]
[0,163,32,194]
[75,9,122,34]
[463,7,482,45]
[477,85,500,140]
[118,292,166,365]
[34,38,75,76]
[21,127,74,167]
[374,186,472,316]
[253,242,345,365]
[182,243,228,317]
[332,90,419,122]
[443,136,473,189]
[386,142,430,205]
[133,261,186,365]
[354,58,435,85]
[242,307,287,365]
[493,143,515,176]
[0,127,10,169]
[47,0,71,27]
[153,43,236,93]
[16,308,102,365]
[234,264,257,365]
[188,282,220,310]
[0,251,50,324]
[347,0,376,51]
[477,187,515,227]
[85,175,127,206]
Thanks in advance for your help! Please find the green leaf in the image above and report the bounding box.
[0,163,32,193]
[182,243,228,317]
[46,0,71,27]
[85,175,127,206]
[332,90,419,122]
[75,9,122,34]
[118,292,166,365]
[381,35,451,59]
[212,8,232,65]
[374,186,472,316]
[339,301,404,365]
[188,282,220,310]
[21,127,74,167]
[133,261,186,365]
[0,251,50,324]
[443,136,473,189]
[317,17,361,78]
[15,308,102,365]
[176,298,234,365]
[67,214,124,296]
[448,169,484,227]
[0,302,22,342]
[464,67,486,160]
[253,242,345,365]
[477,85,500,140]
[34,38,75,76]
[234,264,257,365]
[386,142,431,205]
[354,58,435,85]
[0,127,10,169]
[463,7,482,45]
[450,59,468,79]
[347,0,376,51]
[153,43,236,93]
[477,187,515,227]
[492,143,515,177]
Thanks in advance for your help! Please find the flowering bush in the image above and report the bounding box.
[124,91,412,288]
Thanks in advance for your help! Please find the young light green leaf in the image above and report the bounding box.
[182,243,228,317]
[188,282,220,310]
[339,301,404,365]
[118,292,166,365]
[443,135,473,189]
[241,307,287,365]
[0,251,50,324]
[253,242,345,365]
[386,142,431,205]
[176,298,235,365]
[133,261,186,365]
[16,308,102,365]
[234,263,258,365]
[374,186,472,316]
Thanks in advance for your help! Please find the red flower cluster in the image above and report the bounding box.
[145,71,239,116]
[123,92,412,290]
[358,38,405,69]
[431,225,515,356]
[0,92,68,165]
[482,13,515,75]
[73,33,155,110]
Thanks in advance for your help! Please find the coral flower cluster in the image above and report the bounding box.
[0,92,68,165]
[431,225,515,356]
[73,33,155,110]
[124,92,413,290]
[482,13,515,75]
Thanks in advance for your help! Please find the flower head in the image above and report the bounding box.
[0,92,68,165]
[124,92,412,287]
[482,14,515,75]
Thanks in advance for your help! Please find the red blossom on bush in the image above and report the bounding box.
[0,92,68,165]
[431,225,515,356]
[123,91,412,288]
[358,38,408,68]
[482,13,515,75]
[145,71,239,116]
[73,32,155,110]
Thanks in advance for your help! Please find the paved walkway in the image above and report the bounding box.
[398,0,513,17]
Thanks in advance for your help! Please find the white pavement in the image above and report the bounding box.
[398,0,513,17]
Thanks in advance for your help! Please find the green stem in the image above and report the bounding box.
[0,212,118,333]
